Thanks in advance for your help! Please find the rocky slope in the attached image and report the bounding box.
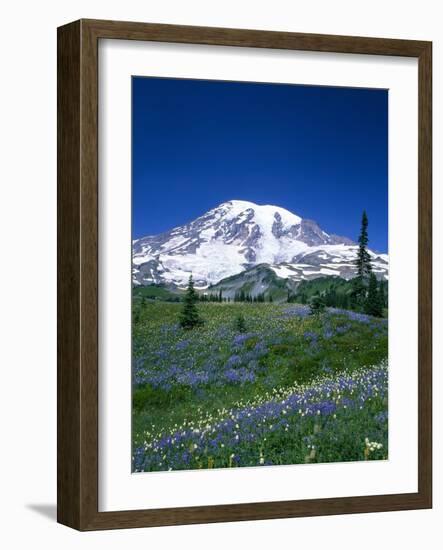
[132,200,388,289]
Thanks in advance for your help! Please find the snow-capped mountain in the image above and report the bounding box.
[132,200,388,288]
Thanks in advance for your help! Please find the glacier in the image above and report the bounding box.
[132,200,388,288]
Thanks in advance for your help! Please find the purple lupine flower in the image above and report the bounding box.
[176,340,190,350]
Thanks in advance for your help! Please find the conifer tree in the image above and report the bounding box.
[235,314,247,333]
[378,280,386,311]
[365,273,383,317]
[179,274,203,329]
[352,211,373,310]
[310,294,326,315]
[340,293,349,310]
[355,210,372,279]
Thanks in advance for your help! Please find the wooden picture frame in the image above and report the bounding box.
[57,19,432,530]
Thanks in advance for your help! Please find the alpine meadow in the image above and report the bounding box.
[131,77,388,473]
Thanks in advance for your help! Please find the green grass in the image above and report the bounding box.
[132,301,388,470]
[133,284,182,302]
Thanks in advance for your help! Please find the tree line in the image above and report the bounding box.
[198,289,274,303]
[292,211,386,317]
[351,210,386,317]
[176,210,387,329]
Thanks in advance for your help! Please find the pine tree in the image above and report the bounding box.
[355,210,372,279]
[340,293,349,310]
[365,273,383,317]
[352,211,373,310]
[309,295,326,315]
[235,314,247,333]
[350,277,365,311]
[377,280,386,312]
[325,288,337,307]
[179,274,203,329]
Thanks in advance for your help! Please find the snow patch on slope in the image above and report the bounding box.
[132,200,388,287]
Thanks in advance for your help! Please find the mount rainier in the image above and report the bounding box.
[132,200,388,290]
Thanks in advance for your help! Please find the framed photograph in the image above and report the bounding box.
[57,19,432,530]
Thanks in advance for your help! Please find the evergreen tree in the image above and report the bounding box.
[378,280,386,309]
[350,276,365,311]
[179,274,203,329]
[355,210,372,279]
[377,280,386,312]
[365,273,383,317]
[309,295,326,315]
[325,288,337,307]
[235,314,247,333]
[352,211,373,310]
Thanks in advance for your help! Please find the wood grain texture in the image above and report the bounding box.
[57,20,81,528]
[83,18,429,56]
[417,42,432,506]
[57,19,432,531]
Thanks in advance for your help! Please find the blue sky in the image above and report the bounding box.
[132,77,388,252]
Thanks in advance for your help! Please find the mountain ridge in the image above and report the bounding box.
[132,200,388,288]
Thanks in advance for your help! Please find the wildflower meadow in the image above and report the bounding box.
[132,300,388,472]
